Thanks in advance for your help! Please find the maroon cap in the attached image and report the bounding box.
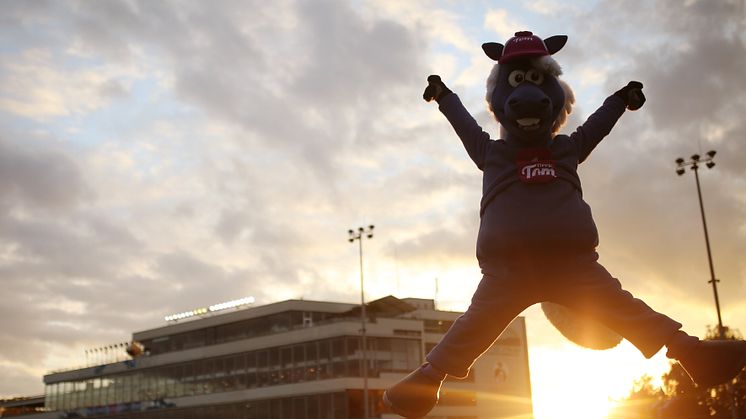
[499,31,549,63]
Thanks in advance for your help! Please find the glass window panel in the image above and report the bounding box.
[293,344,304,365]
[305,365,317,381]
[318,363,332,380]
[233,355,245,389]
[290,311,303,327]
[270,347,280,367]
[293,397,306,419]
[281,346,292,367]
[319,393,331,419]
[182,364,194,396]
[333,392,347,419]
[270,399,282,419]
[332,361,346,378]
[281,398,293,418]
[376,337,391,351]
[247,368,257,388]
[347,389,363,419]
[192,362,205,395]
[224,356,235,374]
[347,359,361,377]
[318,340,330,360]
[258,370,270,387]
[438,389,477,406]
[247,351,257,368]
[122,373,133,403]
[307,394,320,419]
[288,366,299,383]
[44,384,53,410]
[347,337,360,356]
[305,341,317,363]
[257,349,268,368]
[331,338,344,358]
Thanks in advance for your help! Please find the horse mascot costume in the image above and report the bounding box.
[383,31,746,418]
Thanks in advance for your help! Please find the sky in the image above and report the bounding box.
[1,0,746,418]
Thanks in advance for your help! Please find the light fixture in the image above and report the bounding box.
[164,296,255,322]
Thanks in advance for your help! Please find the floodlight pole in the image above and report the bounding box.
[676,151,740,419]
[349,225,374,419]
[675,151,724,338]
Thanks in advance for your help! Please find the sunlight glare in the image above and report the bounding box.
[529,341,670,419]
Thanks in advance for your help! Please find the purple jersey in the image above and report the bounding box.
[439,93,626,274]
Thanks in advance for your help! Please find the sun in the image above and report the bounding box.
[529,341,670,419]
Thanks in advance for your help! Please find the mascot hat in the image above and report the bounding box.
[483,31,568,64]
[500,31,550,63]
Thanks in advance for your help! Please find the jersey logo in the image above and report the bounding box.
[516,147,557,183]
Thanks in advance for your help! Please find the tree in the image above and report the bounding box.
[612,325,746,419]
[607,374,665,419]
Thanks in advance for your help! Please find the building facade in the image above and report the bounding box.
[39,296,532,418]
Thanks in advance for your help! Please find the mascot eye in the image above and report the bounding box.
[508,70,526,87]
[525,69,544,85]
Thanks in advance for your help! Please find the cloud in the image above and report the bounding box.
[483,9,526,40]
[0,132,89,212]
[0,49,139,120]
[1,0,745,402]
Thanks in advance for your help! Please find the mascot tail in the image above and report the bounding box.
[541,302,622,350]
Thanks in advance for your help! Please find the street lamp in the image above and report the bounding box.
[348,225,374,419]
[674,150,724,339]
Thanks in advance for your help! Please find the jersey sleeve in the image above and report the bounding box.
[569,95,627,163]
[438,94,493,170]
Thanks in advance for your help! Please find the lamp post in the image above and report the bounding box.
[675,151,724,338]
[349,225,374,419]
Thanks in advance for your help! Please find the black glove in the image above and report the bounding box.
[614,81,645,111]
[423,75,452,103]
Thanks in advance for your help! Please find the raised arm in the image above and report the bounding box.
[424,75,492,170]
[570,81,645,163]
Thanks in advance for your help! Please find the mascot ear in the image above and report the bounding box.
[544,35,568,55]
[482,42,504,61]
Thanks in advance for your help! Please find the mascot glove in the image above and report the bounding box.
[423,75,453,103]
[614,81,645,111]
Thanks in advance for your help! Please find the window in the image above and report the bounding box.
[269,347,280,368]
[424,319,455,333]
[331,338,344,358]
[318,339,330,360]
[305,341,317,363]
[438,389,477,406]
[346,336,360,356]
[257,350,268,368]
[293,344,304,365]
[281,346,292,367]
[293,396,306,419]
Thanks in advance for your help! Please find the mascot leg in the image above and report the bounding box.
[383,272,536,417]
[550,259,681,358]
[552,258,746,388]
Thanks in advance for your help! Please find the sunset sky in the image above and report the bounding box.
[2,1,746,418]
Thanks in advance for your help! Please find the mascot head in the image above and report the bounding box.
[483,31,575,144]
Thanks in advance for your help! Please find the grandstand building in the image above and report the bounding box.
[28,296,532,418]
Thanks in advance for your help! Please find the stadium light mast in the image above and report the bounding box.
[348,225,374,419]
[675,151,724,338]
